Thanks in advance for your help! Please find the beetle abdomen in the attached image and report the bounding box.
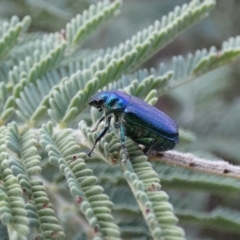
[124,118,177,151]
[124,95,178,144]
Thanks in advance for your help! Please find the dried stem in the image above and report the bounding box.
[149,150,240,179]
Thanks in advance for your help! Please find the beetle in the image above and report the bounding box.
[87,90,178,161]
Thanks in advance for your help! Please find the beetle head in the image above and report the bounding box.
[89,90,130,114]
[88,91,108,112]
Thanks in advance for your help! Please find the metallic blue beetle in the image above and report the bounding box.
[88,90,178,160]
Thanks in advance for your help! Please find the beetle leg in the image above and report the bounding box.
[143,140,155,154]
[119,123,129,162]
[133,137,155,154]
[92,114,105,132]
[114,116,120,128]
[88,115,111,157]
[143,144,153,154]
[114,121,120,129]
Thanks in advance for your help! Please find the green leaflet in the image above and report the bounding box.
[86,160,240,195]
[67,0,122,46]
[40,122,121,239]
[176,207,240,234]
[2,123,65,239]
[47,0,215,125]
[80,122,185,240]
[0,16,31,59]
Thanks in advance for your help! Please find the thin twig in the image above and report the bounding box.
[149,150,240,179]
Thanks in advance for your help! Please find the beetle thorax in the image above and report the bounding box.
[104,92,129,114]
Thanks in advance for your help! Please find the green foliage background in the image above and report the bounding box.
[0,0,240,240]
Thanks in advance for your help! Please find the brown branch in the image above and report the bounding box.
[149,150,240,179]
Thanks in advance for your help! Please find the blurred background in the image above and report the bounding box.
[1,0,239,239]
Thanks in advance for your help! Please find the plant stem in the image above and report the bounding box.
[149,150,240,179]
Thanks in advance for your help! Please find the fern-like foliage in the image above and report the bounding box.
[122,142,185,240]
[66,0,122,46]
[0,134,29,239]
[176,207,240,234]
[0,16,31,60]
[40,122,121,239]
[0,0,240,239]
[111,205,240,236]
[85,161,240,195]
[1,123,65,239]
[46,0,216,126]
[163,36,240,93]
[79,122,185,240]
